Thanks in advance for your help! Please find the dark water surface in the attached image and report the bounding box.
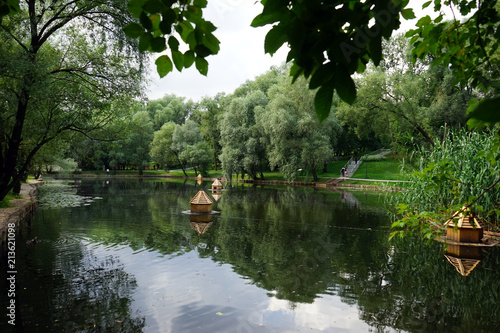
[1,178,500,332]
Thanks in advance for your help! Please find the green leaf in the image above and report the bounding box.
[183,50,195,68]
[143,0,164,14]
[123,23,145,39]
[309,63,334,90]
[172,50,184,71]
[334,69,356,105]
[264,24,287,55]
[314,82,334,122]
[368,33,382,66]
[194,44,212,57]
[195,57,208,76]
[251,12,281,27]
[194,0,208,8]
[150,37,166,52]
[140,12,153,31]
[128,0,148,18]
[401,8,416,20]
[168,36,179,51]
[467,96,500,124]
[155,55,173,78]
[138,33,152,52]
[422,1,432,9]
[202,33,220,54]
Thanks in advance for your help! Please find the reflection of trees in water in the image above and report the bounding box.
[357,239,500,332]
[197,186,391,304]
[53,247,145,332]
[0,232,144,331]
[33,180,500,332]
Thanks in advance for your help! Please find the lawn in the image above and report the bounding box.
[350,155,411,181]
[65,153,410,186]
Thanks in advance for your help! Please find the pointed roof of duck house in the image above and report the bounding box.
[444,255,481,277]
[190,190,213,205]
[197,174,203,179]
[190,222,213,235]
[445,207,483,229]
[212,193,222,201]
[212,179,222,187]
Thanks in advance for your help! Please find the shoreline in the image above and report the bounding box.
[49,173,404,192]
[0,180,42,251]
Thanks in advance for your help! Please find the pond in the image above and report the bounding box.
[1,178,500,332]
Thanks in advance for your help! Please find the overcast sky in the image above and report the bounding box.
[145,0,457,103]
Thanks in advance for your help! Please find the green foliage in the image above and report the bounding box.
[0,0,19,19]
[0,0,147,201]
[253,0,411,119]
[362,154,387,162]
[125,0,220,77]
[150,122,179,169]
[390,129,500,239]
[406,0,500,157]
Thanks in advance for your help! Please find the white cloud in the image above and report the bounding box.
[145,0,463,102]
[146,1,288,102]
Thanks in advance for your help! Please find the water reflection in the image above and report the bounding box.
[190,214,213,235]
[1,179,500,332]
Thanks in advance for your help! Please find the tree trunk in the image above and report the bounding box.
[311,162,318,181]
[213,141,218,171]
[0,91,30,202]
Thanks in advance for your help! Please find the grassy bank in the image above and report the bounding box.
[55,153,411,187]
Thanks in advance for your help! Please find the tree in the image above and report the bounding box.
[119,111,154,175]
[171,119,210,176]
[0,0,146,201]
[146,94,194,130]
[150,122,178,170]
[258,76,341,182]
[219,91,269,181]
[190,93,227,171]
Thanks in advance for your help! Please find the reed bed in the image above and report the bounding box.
[390,129,500,234]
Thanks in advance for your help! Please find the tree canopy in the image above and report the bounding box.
[0,0,147,200]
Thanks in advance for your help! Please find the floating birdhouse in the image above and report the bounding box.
[445,207,483,244]
[197,174,203,185]
[189,190,213,213]
[212,179,222,191]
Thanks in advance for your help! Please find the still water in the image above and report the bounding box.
[1,178,500,332]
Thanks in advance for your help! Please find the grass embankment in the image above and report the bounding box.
[344,154,411,186]
[69,152,411,188]
[0,189,24,208]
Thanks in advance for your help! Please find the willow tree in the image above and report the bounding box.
[0,0,146,200]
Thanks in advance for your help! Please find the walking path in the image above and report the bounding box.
[0,180,41,248]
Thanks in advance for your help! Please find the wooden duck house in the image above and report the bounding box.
[445,208,483,244]
[189,190,213,213]
[212,179,222,191]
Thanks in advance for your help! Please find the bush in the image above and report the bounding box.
[362,154,387,162]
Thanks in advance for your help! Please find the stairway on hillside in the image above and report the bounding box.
[345,160,361,178]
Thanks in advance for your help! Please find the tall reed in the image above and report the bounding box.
[390,128,500,235]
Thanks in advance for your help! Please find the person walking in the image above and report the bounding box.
[341,167,345,177]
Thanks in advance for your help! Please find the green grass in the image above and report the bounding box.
[351,155,411,181]
[66,153,409,187]
[0,193,22,208]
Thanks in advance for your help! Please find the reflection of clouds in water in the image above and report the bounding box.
[264,296,373,332]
